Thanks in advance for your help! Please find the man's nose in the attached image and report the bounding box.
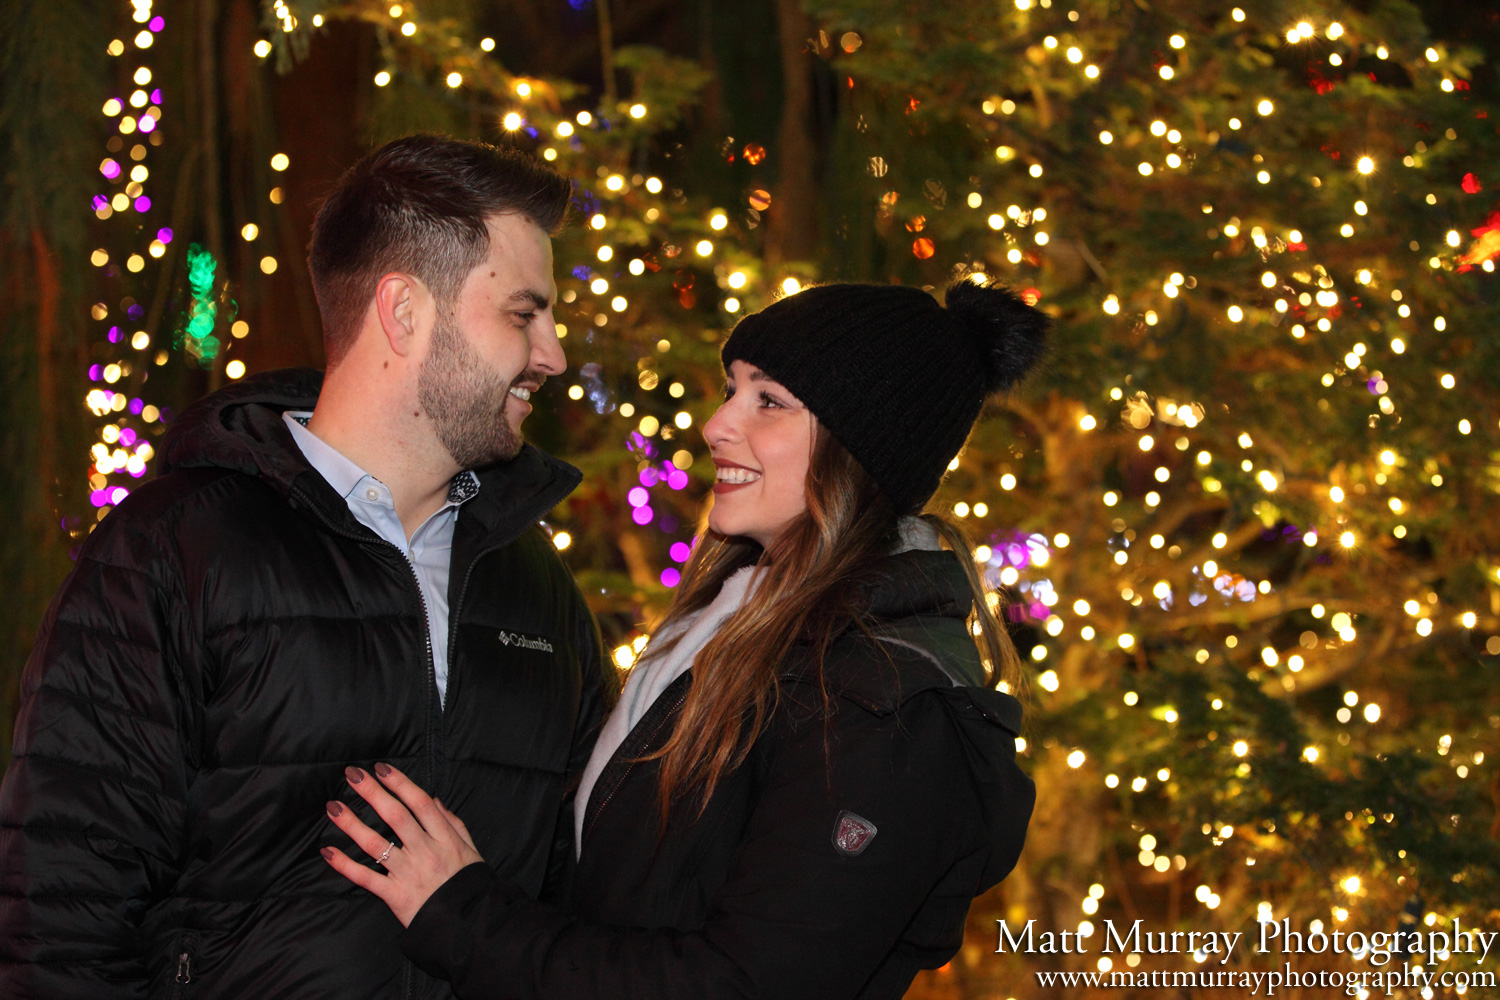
[531,318,566,376]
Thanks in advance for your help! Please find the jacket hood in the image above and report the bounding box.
[841,547,1035,891]
[843,548,989,689]
[161,367,325,487]
[860,548,975,623]
[160,367,582,539]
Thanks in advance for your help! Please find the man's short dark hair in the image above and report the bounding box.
[307,134,571,366]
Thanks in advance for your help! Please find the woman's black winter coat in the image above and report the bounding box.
[404,549,1035,999]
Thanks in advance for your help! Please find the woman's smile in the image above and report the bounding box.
[712,459,762,492]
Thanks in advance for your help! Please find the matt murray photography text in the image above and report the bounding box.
[997,918,1497,968]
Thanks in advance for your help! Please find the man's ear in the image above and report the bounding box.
[373,272,427,358]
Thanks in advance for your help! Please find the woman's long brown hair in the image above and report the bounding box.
[646,421,1024,820]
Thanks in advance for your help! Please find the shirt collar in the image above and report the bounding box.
[282,411,480,508]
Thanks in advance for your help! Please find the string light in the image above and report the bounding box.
[81,0,182,523]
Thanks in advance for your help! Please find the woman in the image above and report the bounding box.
[323,278,1047,998]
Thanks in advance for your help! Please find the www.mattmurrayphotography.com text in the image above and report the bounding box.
[997,919,1498,995]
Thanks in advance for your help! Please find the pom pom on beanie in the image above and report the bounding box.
[943,279,1051,394]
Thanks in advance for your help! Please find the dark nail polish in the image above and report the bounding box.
[326,800,344,818]
[374,762,392,779]
[320,846,335,860]
[345,766,364,784]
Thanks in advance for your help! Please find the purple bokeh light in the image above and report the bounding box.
[109,487,130,504]
[88,364,102,381]
[626,486,649,508]
[92,195,109,211]
[119,428,137,447]
[108,326,122,343]
[666,468,689,490]
[101,160,121,180]
[638,466,660,487]
[631,505,654,526]
[149,15,163,30]
[669,542,691,563]
[660,568,681,588]
[128,398,144,415]
[134,195,152,212]
[985,531,1052,571]
[158,227,173,243]
[150,88,162,104]
[137,115,156,134]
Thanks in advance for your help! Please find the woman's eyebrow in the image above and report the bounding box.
[749,372,795,396]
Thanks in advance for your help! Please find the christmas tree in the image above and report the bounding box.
[5,0,1499,995]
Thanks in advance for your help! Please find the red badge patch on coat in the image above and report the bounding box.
[832,810,878,856]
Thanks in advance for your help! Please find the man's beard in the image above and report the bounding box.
[416,315,533,469]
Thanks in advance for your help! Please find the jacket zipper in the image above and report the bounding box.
[405,555,437,789]
[171,935,194,998]
[581,685,689,847]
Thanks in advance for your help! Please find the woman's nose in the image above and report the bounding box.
[702,401,737,448]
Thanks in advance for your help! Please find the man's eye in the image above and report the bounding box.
[514,312,536,324]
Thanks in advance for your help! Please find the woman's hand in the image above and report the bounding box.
[321,762,484,927]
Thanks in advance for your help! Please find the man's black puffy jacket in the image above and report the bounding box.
[0,368,615,999]
[402,549,1035,999]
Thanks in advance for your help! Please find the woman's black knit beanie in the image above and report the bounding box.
[720,278,1050,514]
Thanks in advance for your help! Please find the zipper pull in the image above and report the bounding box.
[176,952,191,984]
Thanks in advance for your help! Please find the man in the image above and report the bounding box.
[0,134,616,998]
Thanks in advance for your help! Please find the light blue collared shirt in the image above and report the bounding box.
[283,411,479,706]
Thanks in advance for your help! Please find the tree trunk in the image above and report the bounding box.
[764,0,818,266]
[31,229,59,516]
[598,0,617,106]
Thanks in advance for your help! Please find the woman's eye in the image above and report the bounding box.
[721,384,735,401]
[757,391,783,409]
